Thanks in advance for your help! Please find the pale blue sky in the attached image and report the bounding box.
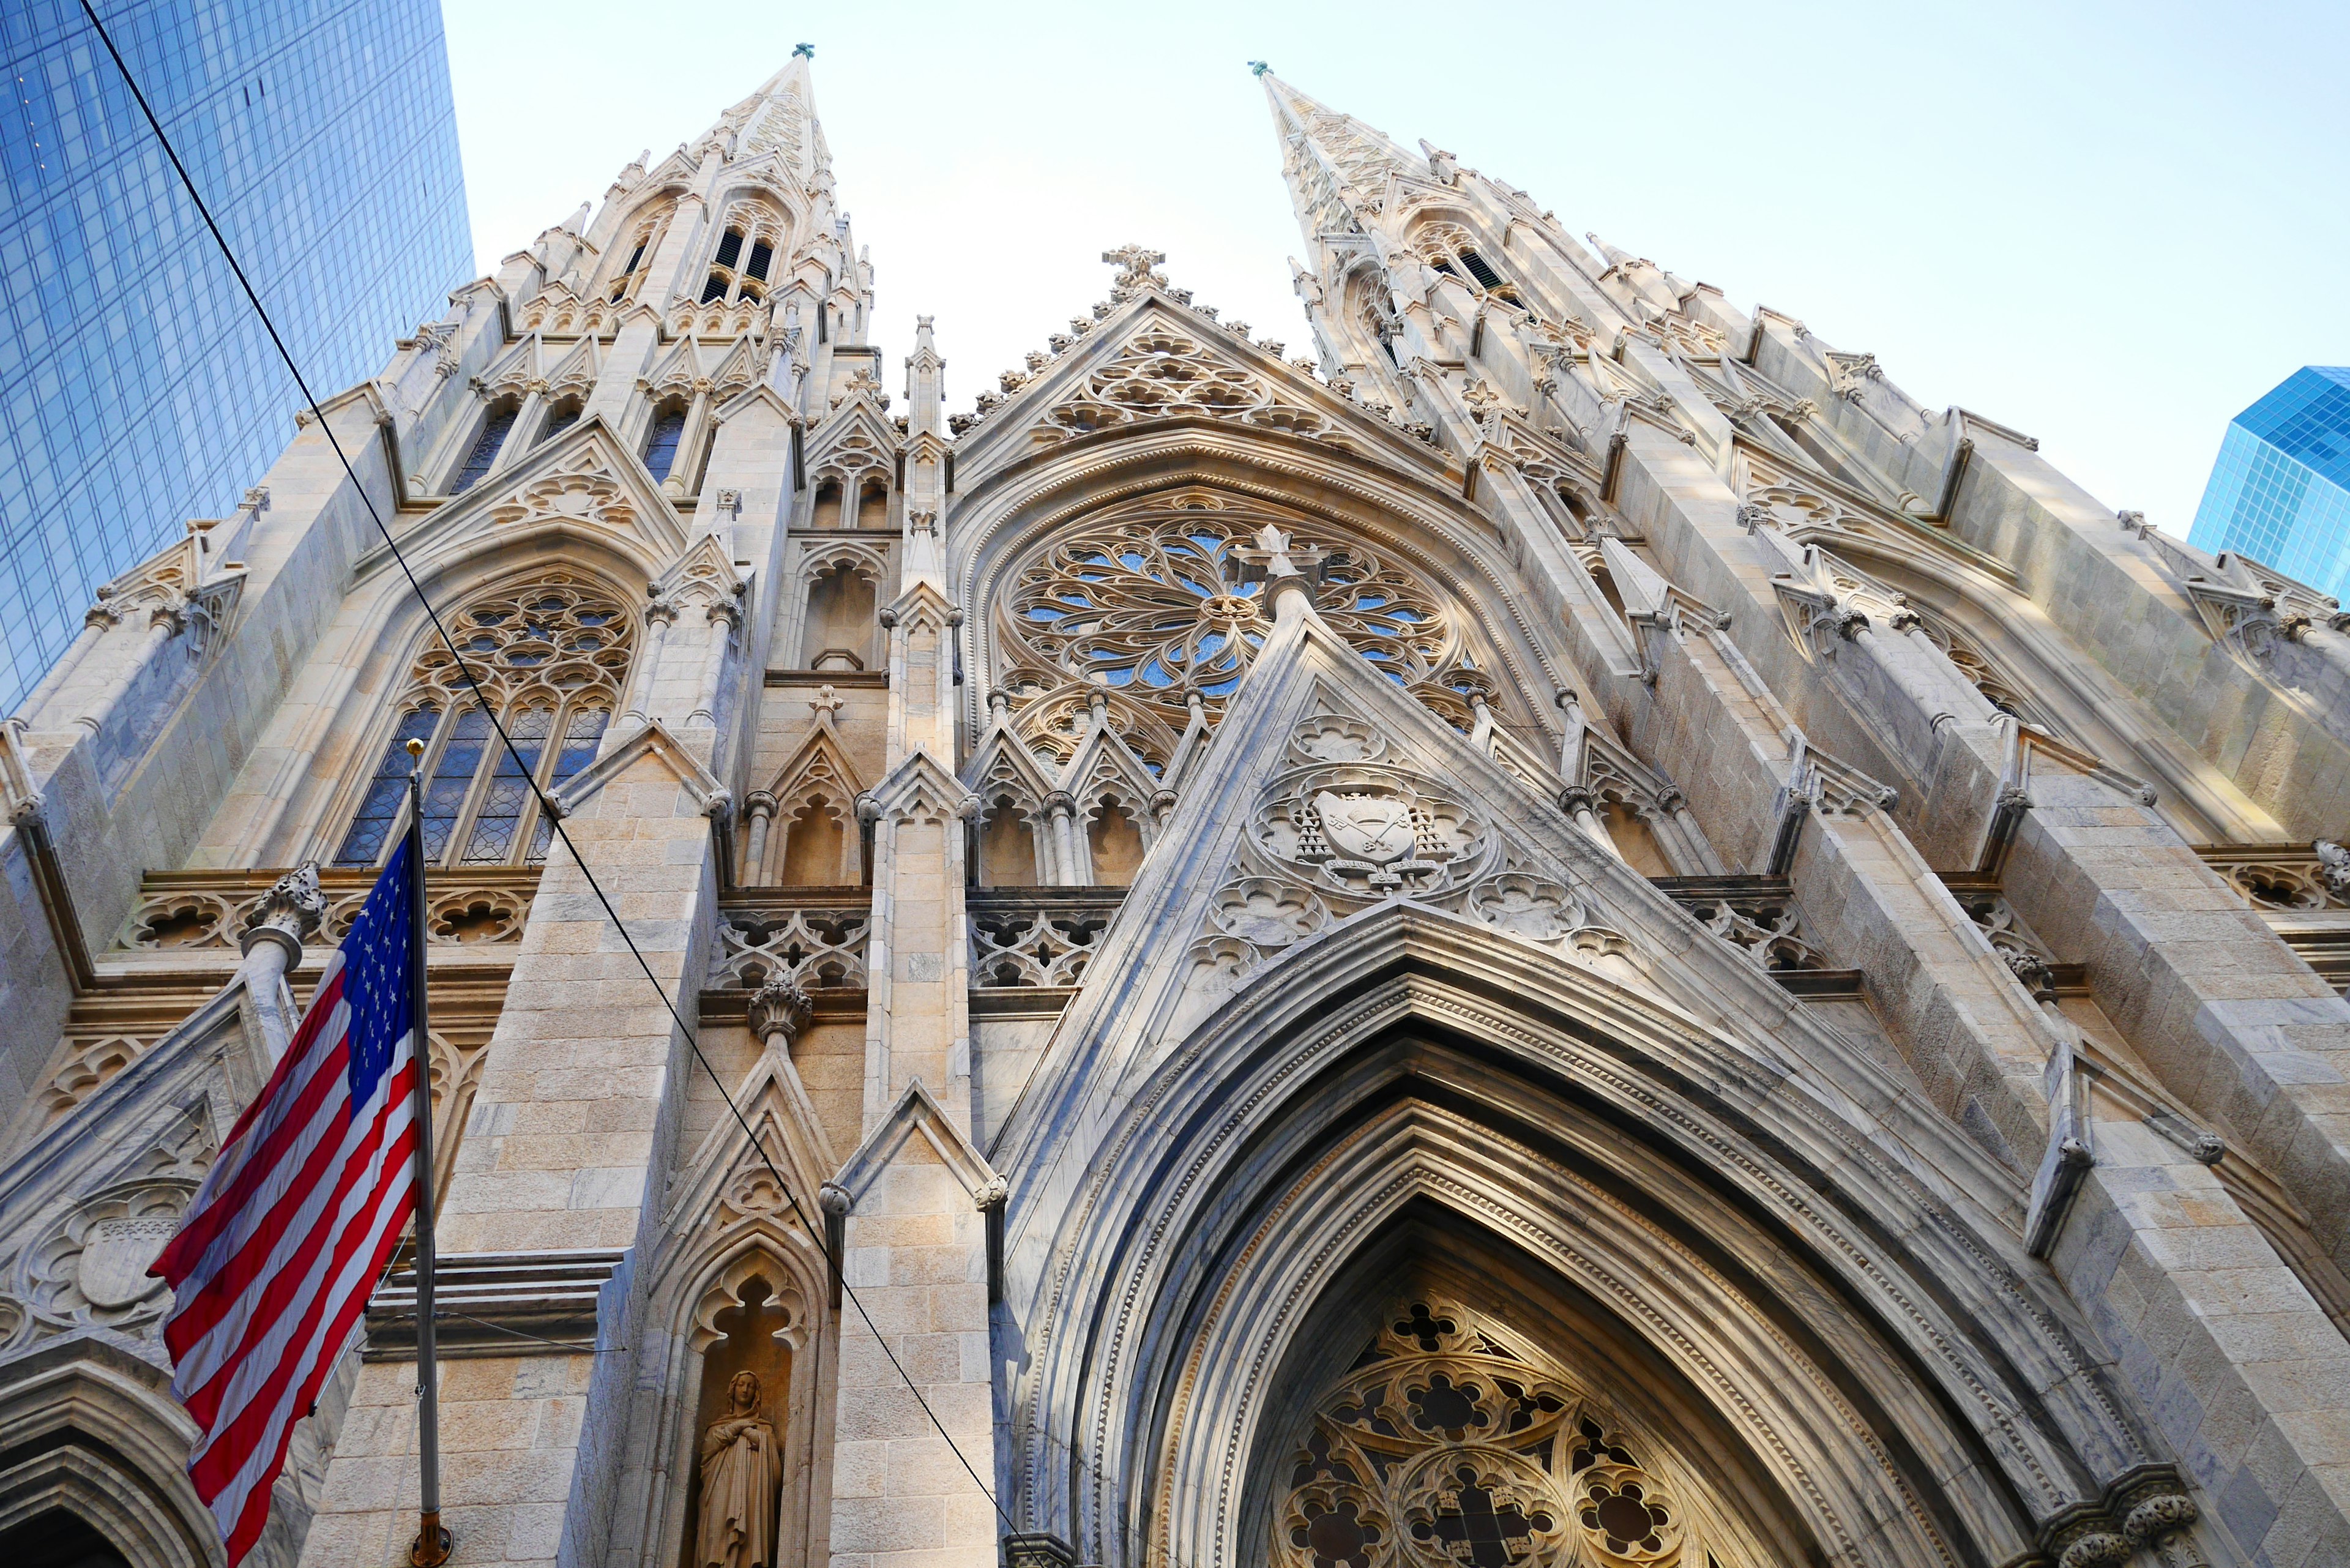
[442,1,2349,536]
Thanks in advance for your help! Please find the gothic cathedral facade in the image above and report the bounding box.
[6,54,2350,1568]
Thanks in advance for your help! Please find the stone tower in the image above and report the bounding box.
[3,52,2350,1568]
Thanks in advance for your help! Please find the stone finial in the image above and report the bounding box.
[2315,839,2350,895]
[818,1180,853,1217]
[241,861,326,960]
[748,976,812,1051]
[1102,245,1168,299]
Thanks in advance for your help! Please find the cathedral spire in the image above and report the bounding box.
[1256,66,1425,243]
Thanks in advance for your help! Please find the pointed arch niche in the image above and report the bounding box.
[629,1232,832,1568]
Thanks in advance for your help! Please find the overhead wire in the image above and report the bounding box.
[76,0,1014,1537]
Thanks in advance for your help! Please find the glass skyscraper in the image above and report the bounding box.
[0,0,473,709]
[2188,366,2350,605]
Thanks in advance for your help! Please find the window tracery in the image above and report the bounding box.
[1416,223,1526,312]
[995,491,1501,738]
[331,577,633,869]
[693,198,790,319]
[1276,1297,1730,1568]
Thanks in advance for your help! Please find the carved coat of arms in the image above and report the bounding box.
[1310,790,1439,889]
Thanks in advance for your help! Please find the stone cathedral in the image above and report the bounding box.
[7,50,2350,1568]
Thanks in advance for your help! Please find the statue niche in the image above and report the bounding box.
[683,1276,795,1568]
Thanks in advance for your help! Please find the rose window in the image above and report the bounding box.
[1000,497,1496,732]
[1275,1297,1714,1568]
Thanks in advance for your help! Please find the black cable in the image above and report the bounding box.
[78,0,1012,1533]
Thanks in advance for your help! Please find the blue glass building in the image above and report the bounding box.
[0,0,473,708]
[2187,366,2350,605]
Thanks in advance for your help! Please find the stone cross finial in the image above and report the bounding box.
[792,42,815,58]
[808,684,844,720]
[1102,245,1168,299]
[1247,61,1272,78]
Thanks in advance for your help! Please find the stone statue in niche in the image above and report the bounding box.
[696,1370,783,1568]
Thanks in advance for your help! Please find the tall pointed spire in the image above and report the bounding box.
[1258,67,1425,239]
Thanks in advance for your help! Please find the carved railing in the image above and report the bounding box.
[967,888,1127,997]
[1648,875,1856,995]
[707,892,871,993]
[121,866,543,951]
[2193,843,2350,913]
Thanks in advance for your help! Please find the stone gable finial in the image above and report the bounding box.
[1102,245,1168,301]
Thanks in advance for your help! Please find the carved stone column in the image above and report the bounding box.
[690,597,742,727]
[76,600,184,736]
[237,862,327,1063]
[1556,785,1622,859]
[740,790,778,882]
[1043,791,1080,886]
[623,589,676,725]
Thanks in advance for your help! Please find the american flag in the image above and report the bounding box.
[151,837,425,1564]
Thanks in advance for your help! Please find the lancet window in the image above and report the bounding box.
[698,199,788,308]
[538,397,583,446]
[330,577,633,868]
[451,399,520,493]
[644,400,690,482]
[1417,223,1526,311]
[603,204,673,304]
[996,491,1507,736]
[1275,1296,1745,1568]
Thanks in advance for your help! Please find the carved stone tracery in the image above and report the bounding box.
[1275,1297,1706,1568]
[998,491,1494,738]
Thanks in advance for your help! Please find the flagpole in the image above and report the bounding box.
[405,741,450,1567]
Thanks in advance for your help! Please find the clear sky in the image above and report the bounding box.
[441,1,2349,537]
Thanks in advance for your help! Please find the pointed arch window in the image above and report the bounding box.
[331,577,635,868]
[538,398,582,446]
[1418,224,1527,312]
[644,401,689,481]
[451,400,519,493]
[604,204,673,304]
[698,200,790,309]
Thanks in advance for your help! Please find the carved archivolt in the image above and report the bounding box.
[1275,1297,1718,1568]
[996,489,1496,739]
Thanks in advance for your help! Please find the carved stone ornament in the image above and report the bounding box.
[1275,1297,1725,1568]
[28,1181,193,1335]
[1253,762,1489,900]
[239,860,326,950]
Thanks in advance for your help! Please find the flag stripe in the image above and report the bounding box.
[166,1034,357,1373]
[195,1092,414,1484]
[216,1115,416,1564]
[155,975,350,1285]
[180,1062,400,1427]
[152,839,425,1567]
